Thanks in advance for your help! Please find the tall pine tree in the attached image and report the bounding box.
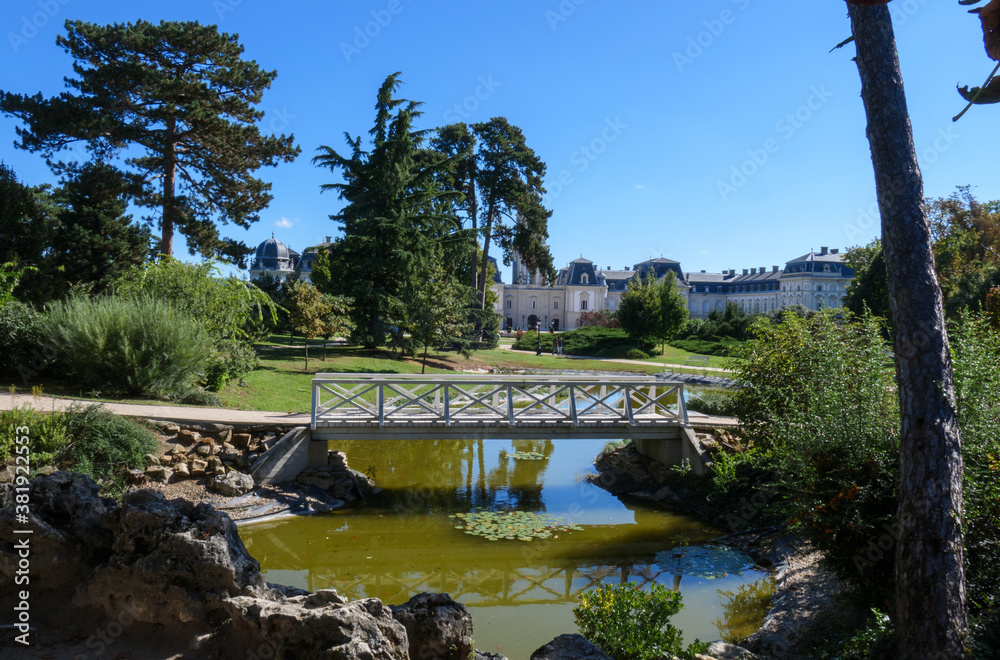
[0,19,299,264]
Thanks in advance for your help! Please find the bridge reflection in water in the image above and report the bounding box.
[244,520,688,608]
[239,436,757,655]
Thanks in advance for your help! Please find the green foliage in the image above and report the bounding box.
[286,280,330,371]
[0,164,56,303]
[0,300,45,377]
[46,162,151,297]
[575,309,619,328]
[115,259,272,381]
[404,245,472,373]
[617,270,661,345]
[685,389,739,417]
[830,609,894,660]
[0,19,300,263]
[0,406,70,468]
[59,404,157,496]
[314,73,467,347]
[842,239,891,326]
[512,326,654,357]
[573,583,707,660]
[950,310,1000,613]
[0,262,37,307]
[668,337,741,357]
[44,295,213,397]
[677,302,756,342]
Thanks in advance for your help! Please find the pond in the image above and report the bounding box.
[240,437,770,658]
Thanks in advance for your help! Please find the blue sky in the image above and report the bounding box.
[1,0,994,282]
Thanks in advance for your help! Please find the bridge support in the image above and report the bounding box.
[250,427,328,485]
[633,426,710,476]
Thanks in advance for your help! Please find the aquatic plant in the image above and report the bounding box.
[449,510,582,542]
[508,450,546,461]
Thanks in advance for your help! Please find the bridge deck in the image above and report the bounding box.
[311,374,688,440]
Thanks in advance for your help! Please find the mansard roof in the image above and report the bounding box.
[559,258,600,286]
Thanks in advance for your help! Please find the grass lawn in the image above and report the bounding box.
[5,334,733,414]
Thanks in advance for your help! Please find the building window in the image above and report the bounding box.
[506,299,512,308]
[531,300,536,309]
[581,273,589,284]
[581,299,588,310]
[553,301,558,310]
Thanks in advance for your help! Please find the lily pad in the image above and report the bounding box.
[654,544,754,580]
[509,450,546,461]
[451,510,582,542]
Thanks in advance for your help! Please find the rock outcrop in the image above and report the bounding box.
[530,634,614,660]
[390,592,474,660]
[0,472,409,658]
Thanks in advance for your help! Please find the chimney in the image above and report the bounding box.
[325,236,332,242]
[772,266,779,273]
[700,269,706,273]
[831,249,839,254]
[742,268,749,275]
[625,266,630,271]
[820,246,829,255]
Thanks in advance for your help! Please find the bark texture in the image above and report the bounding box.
[848,5,967,657]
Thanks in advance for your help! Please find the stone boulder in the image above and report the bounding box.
[0,471,118,594]
[390,592,474,660]
[74,488,266,623]
[530,634,614,660]
[703,640,758,659]
[211,471,255,496]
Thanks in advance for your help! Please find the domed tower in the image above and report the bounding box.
[249,235,300,282]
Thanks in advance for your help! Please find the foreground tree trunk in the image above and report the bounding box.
[848,4,967,657]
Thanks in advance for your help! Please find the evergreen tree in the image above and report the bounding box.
[313,73,463,348]
[0,19,300,264]
[847,4,966,655]
[48,162,151,297]
[432,119,555,309]
[0,163,58,302]
[405,245,471,373]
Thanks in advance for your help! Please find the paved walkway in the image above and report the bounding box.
[0,393,311,427]
[0,392,739,429]
[496,342,733,374]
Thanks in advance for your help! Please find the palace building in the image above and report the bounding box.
[497,247,853,331]
[249,236,853,332]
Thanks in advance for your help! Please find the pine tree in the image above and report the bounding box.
[0,20,299,264]
[48,162,151,297]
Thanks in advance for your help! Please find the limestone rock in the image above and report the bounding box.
[174,462,191,478]
[190,459,208,476]
[212,472,254,497]
[196,444,213,457]
[145,453,161,466]
[0,465,15,483]
[704,641,758,659]
[177,429,201,445]
[530,634,614,660]
[223,590,408,660]
[473,652,509,660]
[390,592,474,660]
[75,488,265,623]
[232,432,252,449]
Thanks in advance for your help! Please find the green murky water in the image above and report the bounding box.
[240,438,770,657]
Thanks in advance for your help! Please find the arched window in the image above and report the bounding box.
[581,273,589,284]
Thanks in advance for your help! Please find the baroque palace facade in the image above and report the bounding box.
[247,236,853,333]
[496,247,854,331]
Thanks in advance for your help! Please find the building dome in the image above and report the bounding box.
[255,236,293,262]
[249,235,300,281]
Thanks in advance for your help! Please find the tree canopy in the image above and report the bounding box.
[0,19,300,264]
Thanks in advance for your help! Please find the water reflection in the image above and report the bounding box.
[240,438,767,656]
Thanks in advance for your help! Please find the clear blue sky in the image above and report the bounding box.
[1,0,994,281]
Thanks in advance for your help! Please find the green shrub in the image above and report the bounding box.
[951,310,1000,614]
[573,582,707,660]
[44,295,214,398]
[668,337,741,357]
[59,404,156,496]
[512,326,656,357]
[0,301,46,377]
[0,406,70,468]
[685,389,738,417]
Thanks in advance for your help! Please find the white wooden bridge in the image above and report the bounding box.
[310,374,690,442]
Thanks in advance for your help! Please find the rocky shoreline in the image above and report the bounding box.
[589,439,849,659]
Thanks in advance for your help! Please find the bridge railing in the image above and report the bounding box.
[311,374,688,429]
